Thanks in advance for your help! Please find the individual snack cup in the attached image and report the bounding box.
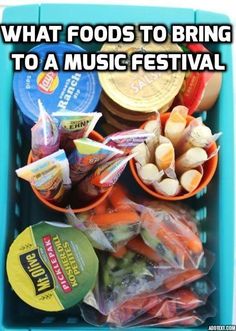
[13,42,102,127]
[6,222,98,311]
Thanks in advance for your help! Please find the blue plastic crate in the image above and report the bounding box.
[0,4,234,331]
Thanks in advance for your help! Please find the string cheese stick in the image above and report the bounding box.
[164,105,188,146]
[180,169,203,193]
[159,135,172,145]
[137,163,162,185]
[155,143,175,171]
[153,178,181,196]
[175,147,208,174]
[132,143,150,166]
[176,118,219,155]
[144,118,161,161]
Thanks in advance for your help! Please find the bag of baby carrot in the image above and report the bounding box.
[66,185,141,251]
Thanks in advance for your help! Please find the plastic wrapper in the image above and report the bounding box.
[104,129,154,154]
[144,114,162,160]
[180,168,203,193]
[68,138,123,183]
[175,117,221,156]
[71,154,135,204]
[137,303,216,327]
[66,186,141,251]
[16,149,71,205]
[132,143,150,166]
[164,105,188,147]
[31,100,59,161]
[83,246,214,317]
[155,141,176,178]
[153,178,181,196]
[52,111,102,153]
[140,204,204,269]
[136,163,164,186]
[139,200,199,235]
[109,278,215,327]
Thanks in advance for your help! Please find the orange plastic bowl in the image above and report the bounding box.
[27,130,112,213]
[129,113,218,201]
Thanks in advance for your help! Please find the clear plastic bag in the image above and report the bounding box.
[83,247,214,317]
[140,203,203,269]
[137,303,216,327]
[122,278,215,327]
[66,186,141,251]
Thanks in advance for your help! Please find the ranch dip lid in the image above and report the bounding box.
[99,37,185,113]
[13,42,102,125]
[6,221,98,311]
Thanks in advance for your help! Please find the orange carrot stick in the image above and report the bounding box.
[90,211,139,229]
[112,246,128,258]
[127,237,163,264]
[164,269,203,291]
[109,184,130,209]
[94,198,110,215]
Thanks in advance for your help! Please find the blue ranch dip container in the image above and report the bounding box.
[13,42,102,127]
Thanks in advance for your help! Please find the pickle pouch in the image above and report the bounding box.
[6,221,98,311]
[69,138,123,183]
[16,150,71,205]
[31,100,60,161]
[104,129,155,154]
[52,111,102,153]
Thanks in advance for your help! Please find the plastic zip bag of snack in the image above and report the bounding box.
[66,186,141,251]
[109,277,215,327]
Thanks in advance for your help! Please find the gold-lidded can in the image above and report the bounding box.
[99,36,185,113]
[100,92,156,122]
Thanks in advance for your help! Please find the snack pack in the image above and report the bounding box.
[16,150,71,205]
[31,100,59,161]
[72,154,135,204]
[52,111,102,153]
[104,129,154,154]
[68,138,123,183]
